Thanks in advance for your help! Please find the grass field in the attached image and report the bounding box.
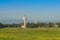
[0,28,60,40]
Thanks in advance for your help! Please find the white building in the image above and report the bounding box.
[21,16,27,28]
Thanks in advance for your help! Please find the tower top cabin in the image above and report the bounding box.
[23,16,27,20]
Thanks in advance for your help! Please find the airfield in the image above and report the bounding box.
[0,28,60,40]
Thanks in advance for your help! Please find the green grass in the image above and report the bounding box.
[0,28,60,40]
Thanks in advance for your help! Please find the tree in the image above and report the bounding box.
[47,22,54,27]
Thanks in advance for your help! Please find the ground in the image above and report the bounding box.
[0,28,60,40]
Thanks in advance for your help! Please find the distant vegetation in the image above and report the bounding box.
[0,22,60,40]
[0,22,60,28]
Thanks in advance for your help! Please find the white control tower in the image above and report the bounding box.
[21,16,27,28]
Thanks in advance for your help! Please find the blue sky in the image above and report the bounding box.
[0,0,60,23]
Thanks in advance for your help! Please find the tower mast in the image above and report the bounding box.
[21,16,27,28]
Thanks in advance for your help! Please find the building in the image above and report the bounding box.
[21,16,27,28]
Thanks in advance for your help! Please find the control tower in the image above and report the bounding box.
[21,16,27,28]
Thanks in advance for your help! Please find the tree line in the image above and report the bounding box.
[0,22,60,28]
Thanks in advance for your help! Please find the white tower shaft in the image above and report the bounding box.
[24,18,27,27]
